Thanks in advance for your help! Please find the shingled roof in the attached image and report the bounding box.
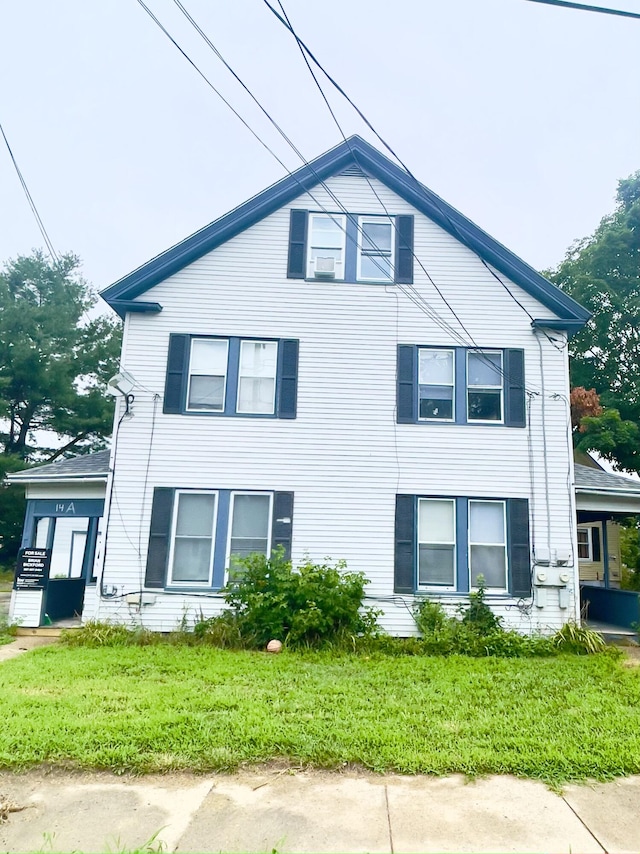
[8,450,110,483]
[575,463,640,495]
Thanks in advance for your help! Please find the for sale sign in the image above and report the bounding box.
[15,548,51,590]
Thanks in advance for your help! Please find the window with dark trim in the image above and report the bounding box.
[395,494,531,597]
[145,488,294,591]
[163,335,299,419]
[398,345,526,427]
[287,209,413,284]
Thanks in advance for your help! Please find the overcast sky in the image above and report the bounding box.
[1,0,639,301]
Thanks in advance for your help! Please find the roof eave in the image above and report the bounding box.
[101,136,589,326]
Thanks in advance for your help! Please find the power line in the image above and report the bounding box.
[264,0,546,389]
[0,119,59,263]
[141,0,490,358]
[168,0,532,386]
[526,0,640,19]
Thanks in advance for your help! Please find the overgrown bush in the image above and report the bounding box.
[413,590,556,658]
[214,548,380,648]
[459,577,503,633]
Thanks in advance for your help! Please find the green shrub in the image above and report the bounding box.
[413,589,557,657]
[552,622,607,655]
[222,548,379,648]
[458,576,503,634]
[192,611,249,648]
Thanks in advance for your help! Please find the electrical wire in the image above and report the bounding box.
[262,0,568,361]
[261,0,548,393]
[163,0,538,395]
[0,119,59,263]
[526,0,640,19]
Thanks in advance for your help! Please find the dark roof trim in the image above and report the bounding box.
[532,318,586,335]
[109,300,163,319]
[101,136,590,325]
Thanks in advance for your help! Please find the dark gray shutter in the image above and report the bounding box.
[397,345,416,423]
[508,498,531,597]
[277,339,299,419]
[395,215,414,284]
[592,527,601,562]
[287,210,308,279]
[272,492,294,560]
[164,334,189,414]
[395,494,416,593]
[505,349,526,427]
[145,488,174,588]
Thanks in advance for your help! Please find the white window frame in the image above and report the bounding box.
[306,213,347,279]
[418,348,456,422]
[225,491,274,581]
[468,499,507,592]
[356,215,395,283]
[577,527,593,562]
[167,490,217,587]
[417,498,457,591]
[186,338,229,413]
[236,340,278,415]
[466,350,504,424]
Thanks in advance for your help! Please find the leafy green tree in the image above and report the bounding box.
[0,251,122,563]
[0,251,122,460]
[547,171,640,472]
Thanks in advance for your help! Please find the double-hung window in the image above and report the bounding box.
[467,351,503,423]
[577,527,593,561]
[164,335,299,419]
[394,495,530,597]
[287,210,414,284]
[168,491,217,586]
[417,499,456,588]
[227,492,273,578]
[237,341,278,415]
[418,349,455,421]
[397,345,524,427]
[187,339,228,412]
[469,500,507,591]
[145,488,294,590]
[357,216,394,282]
[306,213,346,279]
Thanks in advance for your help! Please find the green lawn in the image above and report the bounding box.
[0,646,639,784]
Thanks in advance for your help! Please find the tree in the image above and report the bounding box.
[547,170,640,472]
[0,251,122,460]
[0,251,122,564]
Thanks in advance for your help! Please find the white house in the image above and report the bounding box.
[11,136,605,635]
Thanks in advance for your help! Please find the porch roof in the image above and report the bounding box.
[575,463,640,514]
[8,450,111,484]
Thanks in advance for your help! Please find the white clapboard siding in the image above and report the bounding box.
[10,590,43,628]
[97,174,578,635]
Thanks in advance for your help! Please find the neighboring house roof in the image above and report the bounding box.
[100,135,590,329]
[575,463,640,495]
[575,462,640,515]
[8,450,111,483]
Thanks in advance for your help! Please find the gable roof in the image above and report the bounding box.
[101,135,589,328]
[8,450,111,483]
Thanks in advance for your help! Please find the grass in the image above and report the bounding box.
[0,568,14,593]
[0,647,639,784]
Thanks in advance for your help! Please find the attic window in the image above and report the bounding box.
[306,213,346,279]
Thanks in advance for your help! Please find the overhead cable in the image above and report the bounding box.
[0,120,59,263]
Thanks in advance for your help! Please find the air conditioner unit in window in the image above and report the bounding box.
[314,256,336,278]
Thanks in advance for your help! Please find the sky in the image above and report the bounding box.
[1,0,639,302]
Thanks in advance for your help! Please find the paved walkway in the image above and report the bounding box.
[1,768,639,853]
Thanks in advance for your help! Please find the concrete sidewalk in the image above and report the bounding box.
[1,769,639,853]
